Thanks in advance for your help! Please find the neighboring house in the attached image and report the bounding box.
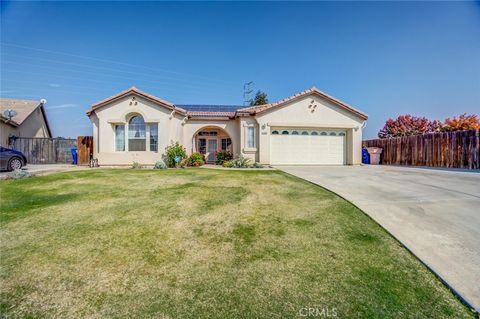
[0,99,52,147]
[86,86,368,165]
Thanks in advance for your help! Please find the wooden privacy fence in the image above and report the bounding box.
[12,137,77,164]
[364,130,480,169]
[77,136,94,165]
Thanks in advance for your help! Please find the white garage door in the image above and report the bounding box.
[270,128,346,165]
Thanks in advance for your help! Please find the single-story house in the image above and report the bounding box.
[0,99,52,147]
[86,86,368,166]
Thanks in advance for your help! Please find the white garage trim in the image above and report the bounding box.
[267,122,358,129]
[270,127,347,165]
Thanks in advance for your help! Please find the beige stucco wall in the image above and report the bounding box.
[91,94,185,165]
[239,117,259,162]
[89,91,365,166]
[182,119,240,156]
[254,94,365,165]
[90,92,243,165]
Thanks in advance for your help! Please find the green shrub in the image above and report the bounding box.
[215,150,233,165]
[131,162,142,169]
[222,160,233,168]
[179,158,188,168]
[187,152,205,167]
[164,142,187,168]
[7,169,31,180]
[154,159,167,169]
[253,162,264,168]
[231,155,251,168]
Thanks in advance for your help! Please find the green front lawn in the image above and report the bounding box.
[0,169,473,318]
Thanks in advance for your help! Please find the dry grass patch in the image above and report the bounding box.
[0,168,474,318]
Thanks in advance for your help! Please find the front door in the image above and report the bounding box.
[206,139,217,162]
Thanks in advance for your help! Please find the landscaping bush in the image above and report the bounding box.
[252,162,264,168]
[222,160,233,168]
[215,150,233,165]
[230,155,252,168]
[154,159,167,169]
[7,169,31,180]
[179,158,188,168]
[131,162,143,169]
[164,142,187,168]
[187,152,205,167]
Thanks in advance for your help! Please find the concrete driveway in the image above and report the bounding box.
[277,165,480,312]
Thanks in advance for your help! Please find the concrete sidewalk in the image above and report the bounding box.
[277,165,480,312]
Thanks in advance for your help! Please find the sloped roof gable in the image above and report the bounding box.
[86,86,368,120]
[87,87,187,116]
[237,87,368,120]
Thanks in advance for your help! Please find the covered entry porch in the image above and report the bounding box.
[192,126,233,163]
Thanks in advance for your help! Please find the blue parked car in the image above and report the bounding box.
[0,146,27,171]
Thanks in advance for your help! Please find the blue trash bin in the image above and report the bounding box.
[71,147,78,165]
[362,148,370,164]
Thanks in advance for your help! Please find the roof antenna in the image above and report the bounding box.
[243,81,254,106]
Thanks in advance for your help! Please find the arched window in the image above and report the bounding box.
[339,132,346,136]
[311,131,319,136]
[320,132,327,136]
[128,115,146,151]
[292,131,299,135]
[282,130,289,135]
[330,132,337,136]
[272,130,279,135]
[301,131,309,135]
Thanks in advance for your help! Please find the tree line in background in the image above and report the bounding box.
[378,114,480,138]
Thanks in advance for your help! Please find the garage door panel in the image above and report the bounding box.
[270,128,346,165]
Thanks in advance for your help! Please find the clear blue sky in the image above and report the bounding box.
[1,1,479,138]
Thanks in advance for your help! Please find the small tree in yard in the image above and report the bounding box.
[164,142,187,168]
[250,90,268,106]
[442,114,480,132]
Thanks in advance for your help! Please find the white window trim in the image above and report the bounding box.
[244,125,257,152]
[149,123,159,152]
[124,116,157,152]
[114,124,126,152]
[125,123,129,152]
[116,120,161,153]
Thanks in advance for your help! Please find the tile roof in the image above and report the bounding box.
[180,105,241,119]
[178,104,242,113]
[237,86,368,120]
[186,111,236,118]
[87,86,367,120]
[87,87,186,115]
